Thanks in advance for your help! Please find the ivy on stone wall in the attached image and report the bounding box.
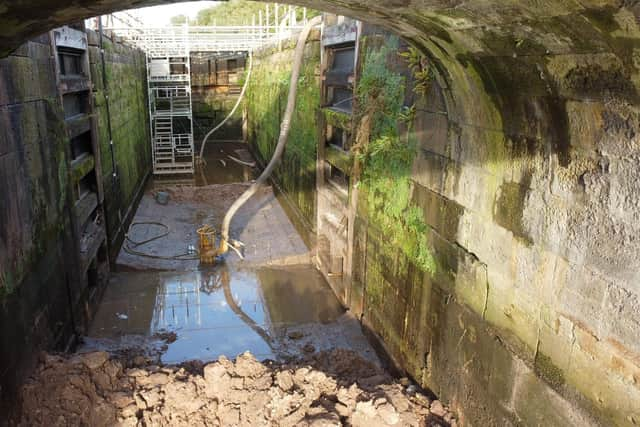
[356,37,436,275]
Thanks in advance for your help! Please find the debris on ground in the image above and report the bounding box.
[287,330,305,340]
[15,349,456,427]
[162,182,250,206]
[152,331,178,344]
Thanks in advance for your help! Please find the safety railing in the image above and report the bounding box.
[94,4,309,176]
[100,4,309,55]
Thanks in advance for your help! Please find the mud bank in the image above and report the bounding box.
[117,182,310,271]
[14,349,456,426]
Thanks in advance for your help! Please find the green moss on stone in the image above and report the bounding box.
[0,270,16,299]
[70,154,95,182]
[357,36,437,275]
[325,144,353,172]
[245,41,320,229]
[323,108,352,129]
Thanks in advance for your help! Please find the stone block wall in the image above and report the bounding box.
[191,54,246,143]
[0,29,150,416]
[245,34,321,241]
[345,17,640,427]
[0,33,76,413]
[192,93,244,142]
[0,2,638,426]
[88,30,150,257]
[240,11,640,424]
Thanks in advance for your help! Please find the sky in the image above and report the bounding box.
[128,1,219,26]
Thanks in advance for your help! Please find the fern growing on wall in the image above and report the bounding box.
[356,36,437,275]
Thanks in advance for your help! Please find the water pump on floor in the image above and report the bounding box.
[197,224,245,264]
[197,225,218,264]
[195,16,322,264]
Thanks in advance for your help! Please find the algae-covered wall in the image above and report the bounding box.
[0,33,78,411]
[0,29,149,415]
[345,21,640,427]
[192,94,243,143]
[245,33,321,237]
[88,31,151,256]
[1,1,640,426]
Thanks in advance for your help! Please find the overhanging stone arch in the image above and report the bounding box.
[2,1,638,164]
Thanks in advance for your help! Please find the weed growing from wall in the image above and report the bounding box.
[356,37,437,275]
[323,108,352,129]
[400,46,433,98]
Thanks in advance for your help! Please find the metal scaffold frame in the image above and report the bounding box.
[146,28,195,175]
[96,5,309,175]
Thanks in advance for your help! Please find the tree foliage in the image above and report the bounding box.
[170,14,188,25]
[171,1,319,26]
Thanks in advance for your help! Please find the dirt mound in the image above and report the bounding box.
[14,350,456,427]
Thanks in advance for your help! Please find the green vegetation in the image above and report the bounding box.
[94,42,150,248]
[322,108,352,130]
[196,1,269,26]
[170,14,188,25]
[245,45,321,230]
[357,37,437,274]
[172,1,320,26]
[400,46,433,97]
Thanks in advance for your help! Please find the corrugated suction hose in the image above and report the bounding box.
[217,16,322,256]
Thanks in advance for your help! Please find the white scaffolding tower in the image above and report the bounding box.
[146,26,195,174]
[100,5,308,175]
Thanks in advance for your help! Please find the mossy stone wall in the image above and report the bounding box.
[0,33,79,415]
[0,2,640,426]
[192,93,243,142]
[245,35,321,236]
[348,18,640,426]
[0,30,150,416]
[89,31,151,256]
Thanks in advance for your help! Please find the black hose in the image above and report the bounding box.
[122,221,199,260]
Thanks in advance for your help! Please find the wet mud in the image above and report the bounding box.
[11,142,457,426]
[84,265,376,364]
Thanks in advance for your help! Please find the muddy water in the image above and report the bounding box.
[196,142,256,185]
[151,142,256,187]
[90,143,378,365]
[88,264,345,363]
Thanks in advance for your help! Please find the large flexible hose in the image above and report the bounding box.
[218,16,322,255]
[197,51,253,161]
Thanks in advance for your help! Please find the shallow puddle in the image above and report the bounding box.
[93,143,376,364]
[88,264,345,363]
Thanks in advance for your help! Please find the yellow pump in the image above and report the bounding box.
[197,224,237,264]
[196,16,322,264]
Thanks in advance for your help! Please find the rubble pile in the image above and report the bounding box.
[16,349,456,426]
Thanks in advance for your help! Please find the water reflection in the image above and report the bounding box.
[89,263,344,363]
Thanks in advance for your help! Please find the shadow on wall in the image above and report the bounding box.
[0,26,150,418]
